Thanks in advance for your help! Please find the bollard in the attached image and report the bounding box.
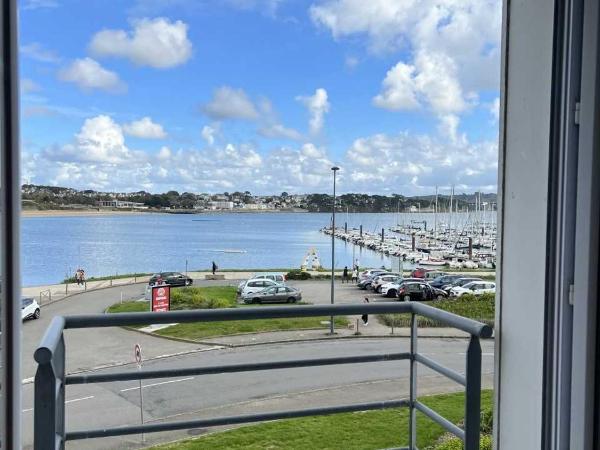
[354,318,361,336]
[65,283,68,295]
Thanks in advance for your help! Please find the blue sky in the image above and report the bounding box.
[19,0,502,195]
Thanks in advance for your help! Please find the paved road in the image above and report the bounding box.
[22,338,494,449]
[22,278,495,449]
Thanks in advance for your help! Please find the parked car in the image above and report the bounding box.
[371,273,402,293]
[242,285,302,304]
[397,282,448,302]
[430,274,463,289]
[442,277,483,293]
[357,271,390,290]
[358,269,388,282]
[424,270,448,280]
[149,272,193,287]
[450,281,496,297]
[22,297,40,320]
[380,278,423,298]
[238,272,286,293]
[240,278,282,297]
[411,267,434,278]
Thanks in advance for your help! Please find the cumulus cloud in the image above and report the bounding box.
[311,0,501,121]
[296,88,330,135]
[345,131,497,193]
[58,58,126,93]
[201,125,217,145]
[89,17,192,68]
[123,117,167,139]
[489,97,500,122]
[202,86,259,121]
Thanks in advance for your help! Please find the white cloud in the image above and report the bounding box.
[21,78,41,94]
[20,42,61,63]
[123,117,167,139]
[345,131,497,193]
[489,97,500,122]
[311,0,501,121]
[201,125,217,145]
[89,17,192,69]
[45,115,135,164]
[202,86,259,121]
[225,0,283,16]
[258,123,303,141]
[296,88,330,135]
[58,58,126,93]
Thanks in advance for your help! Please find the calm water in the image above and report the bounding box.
[21,212,492,286]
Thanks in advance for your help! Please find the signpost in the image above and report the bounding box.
[134,343,145,443]
[151,285,170,312]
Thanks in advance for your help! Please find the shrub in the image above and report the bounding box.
[432,434,492,450]
[170,287,236,310]
[286,270,312,280]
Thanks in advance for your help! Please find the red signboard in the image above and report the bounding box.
[151,285,170,312]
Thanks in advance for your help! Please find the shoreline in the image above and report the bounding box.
[20,208,311,218]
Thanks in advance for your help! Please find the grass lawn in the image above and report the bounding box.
[151,390,493,450]
[107,286,349,339]
[378,293,495,329]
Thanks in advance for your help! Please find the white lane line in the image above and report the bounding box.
[120,377,194,393]
[22,395,95,413]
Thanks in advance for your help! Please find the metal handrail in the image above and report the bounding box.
[33,302,492,450]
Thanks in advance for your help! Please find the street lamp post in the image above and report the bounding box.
[330,166,339,334]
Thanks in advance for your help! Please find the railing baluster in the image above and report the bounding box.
[409,312,417,449]
[34,319,66,450]
[464,336,482,450]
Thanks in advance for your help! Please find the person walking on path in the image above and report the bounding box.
[361,297,369,326]
[212,261,218,275]
[342,266,349,283]
[351,266,358,283]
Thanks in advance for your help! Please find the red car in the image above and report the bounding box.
[411,267,433,278]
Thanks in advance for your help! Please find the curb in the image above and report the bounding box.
[37,280,148,308]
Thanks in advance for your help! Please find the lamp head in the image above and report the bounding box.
[331,166,340,172]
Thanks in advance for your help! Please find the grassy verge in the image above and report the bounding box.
[107,286,348,339]
[151,390,492,450]
[378,293,495,329]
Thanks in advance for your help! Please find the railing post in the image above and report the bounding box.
[34,334,66,449]
[464,336,482,450]
[408,312,417,449]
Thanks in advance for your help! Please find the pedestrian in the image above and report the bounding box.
[80,269,85,285]
[342,266,349,283]
[361,297,369,326]
[352,266,358,283]
[212,261,217,275]
[74,269,81,286]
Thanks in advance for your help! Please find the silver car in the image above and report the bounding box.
[242,286,302,304]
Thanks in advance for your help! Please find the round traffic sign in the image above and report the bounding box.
[134,344,142,365]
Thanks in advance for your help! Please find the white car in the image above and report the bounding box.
[450,281,496,297]
[237,273,286,294]
[22,297,40,320]
[240,278,282,297]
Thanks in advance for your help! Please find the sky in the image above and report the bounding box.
[19,0,502,195]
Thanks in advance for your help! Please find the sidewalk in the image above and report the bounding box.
[145,321,473,348]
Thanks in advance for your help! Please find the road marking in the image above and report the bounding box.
[120,377,194,393]
[22,395,94,413]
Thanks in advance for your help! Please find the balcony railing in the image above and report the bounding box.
[33,302,493,450]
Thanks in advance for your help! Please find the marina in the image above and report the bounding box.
[321,198,497,269]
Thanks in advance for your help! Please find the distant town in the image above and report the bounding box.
[21,184,497,214]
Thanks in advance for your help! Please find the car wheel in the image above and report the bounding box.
[436,294,444,300]
[34,308,40,319]
[376,286,382,293]
[185,279,192,286]
[287,297,296,303]
[252,298,261,304]
[404,295,411,302]
[388,289,396,298]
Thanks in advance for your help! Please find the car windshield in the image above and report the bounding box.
[21,298,33,308]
